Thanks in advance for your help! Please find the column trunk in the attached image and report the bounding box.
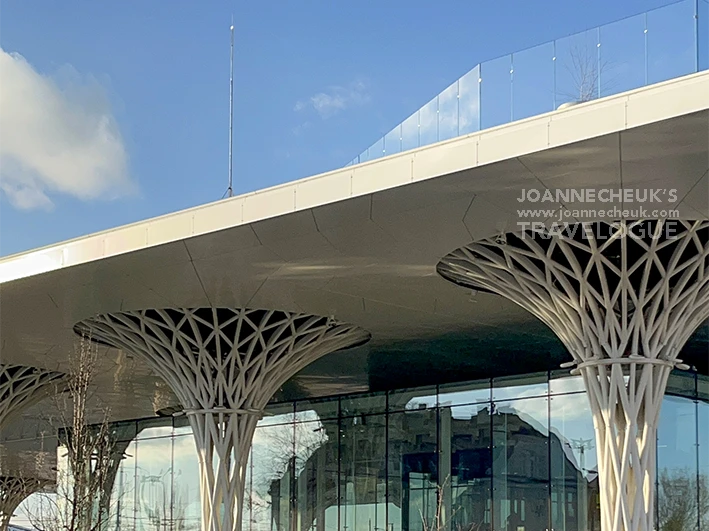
[190,412,260,531]
[580,359,672,531]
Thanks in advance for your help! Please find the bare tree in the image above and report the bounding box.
[24,335,120,531]
[657,468,709,531]
[558,41,615,106]
[418,476,485,531]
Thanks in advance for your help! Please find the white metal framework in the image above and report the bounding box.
[0,365,66,428]
[75,308,370,531]
[437,220,709,531]
[0,475,48,530]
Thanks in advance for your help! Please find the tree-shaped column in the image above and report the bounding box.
[0,475,49,530]
[75,308,370,531]
[0,364,66,428]
[437,220,709,531]
[0,365,66,530]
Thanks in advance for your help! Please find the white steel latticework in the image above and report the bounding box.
[437,220,709,531]
[0,364,66,427]
[0,475,48,530]
[75,308,370,531]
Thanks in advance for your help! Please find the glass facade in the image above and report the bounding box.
[345,0,709,167]
[24,370,709,531]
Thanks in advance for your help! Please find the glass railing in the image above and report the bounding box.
[346,0,709,167]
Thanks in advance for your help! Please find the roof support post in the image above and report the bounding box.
[0,475,48,531]
[437,220,709,531]
[76,308,370,531]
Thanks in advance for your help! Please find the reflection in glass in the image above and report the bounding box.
[480,55,512,129]
[698,396,709,530]
[550,392,599,531]
[438,80,459,142]
[295,419,339,531]
[400,112,419,152]
[493,397,549,531]
[341,414,387,531]
[384,126,402,158]
[647,0,697,84]
[493,373,548,401]
[439,379,491,409]
[419,97,438,147]
[598,13,645,97]
[554,29,601,106]
[448,404,491,531]
[252,414,296,531]
[136,437,174,531]
[512,42,554,121]
[388,386,437,413]
[389,408,437,531]
[341,393,385,418]
[549,372,586,395]
[657,395,699,531]
[115,440,138,530]
[172,434,201,530]
[297,396,339,421]
[458,66,480,136]
[33,371,709,531]
[369,138,385,163]
[700,0,709,72]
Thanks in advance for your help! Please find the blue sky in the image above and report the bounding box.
[0,0,688,256]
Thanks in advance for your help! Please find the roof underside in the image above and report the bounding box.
[0,72,707,429]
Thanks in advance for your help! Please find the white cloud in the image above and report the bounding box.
[0,48,134,210]
[294,80,369,119]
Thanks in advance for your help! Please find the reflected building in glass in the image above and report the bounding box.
[81,371,707,531]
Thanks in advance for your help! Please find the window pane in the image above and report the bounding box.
[699,0,709,72]
[458,65,480,135]
[438,80,459,142]
[492,397,550,531]
[135,436,174,531]
[419,97,438,148]
[439,379,491,408]
[550,392,599,531]
[480,55,512,129]
[598,13,646,97]
[389,409,438,531]
[388,386,437,413]
[657,395,699,531]
[493,373,548,401]
[295,419,339,531]
[647,0,697,84]
[512,42,555,121]
[698,394,709,530]
[384,125,402,158]
[341,393,386,417]
[549,371,586,395]
[172,434,201,529]
[297,396,340,421]
[555,29,601,106]
[253,420,295,531]
[448,404,492,531]
[340,414,387,531]
[401,111,420,152]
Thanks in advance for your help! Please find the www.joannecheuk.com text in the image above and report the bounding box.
[516,188,678,203]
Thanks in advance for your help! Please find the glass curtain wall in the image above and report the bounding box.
[346,0,707,167]
[26,371,709,531]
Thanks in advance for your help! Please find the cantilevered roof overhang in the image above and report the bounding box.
[0,71,707,423]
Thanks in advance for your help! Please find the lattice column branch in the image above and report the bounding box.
[75,308,370,531]
[437,220,709,531]
[0,365,67,428]
[0,475,49,530]
[0,477,43,530]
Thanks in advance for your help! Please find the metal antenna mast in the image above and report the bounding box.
[227,17,235,198]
